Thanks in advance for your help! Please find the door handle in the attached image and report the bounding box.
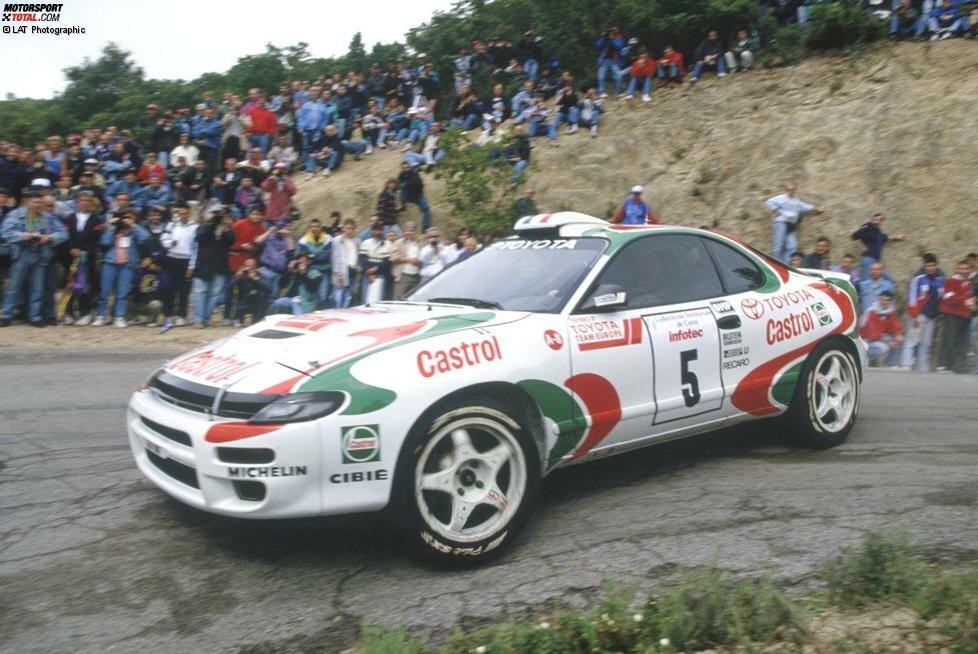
[717,315,741,330]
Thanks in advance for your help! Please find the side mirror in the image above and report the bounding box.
[583,283,628,312]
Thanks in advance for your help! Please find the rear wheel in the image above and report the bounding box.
[394,398,540,563]
[788,341,860,448]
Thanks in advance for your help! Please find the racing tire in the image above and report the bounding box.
[786,340,860,449]
[392,397,540,564]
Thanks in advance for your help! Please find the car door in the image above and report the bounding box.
[568,233,729,453]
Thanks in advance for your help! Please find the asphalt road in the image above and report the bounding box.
[2,348,977,654]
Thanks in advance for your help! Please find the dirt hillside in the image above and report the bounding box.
[294,39,978,282]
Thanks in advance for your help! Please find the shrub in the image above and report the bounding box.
[825,532,928,608]
[805,2,887,50]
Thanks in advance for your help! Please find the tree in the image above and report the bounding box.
[61,43,144,123]
[346,32,368,73]
[433,127,526,238]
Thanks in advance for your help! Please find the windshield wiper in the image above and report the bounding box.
[428,297,504,310]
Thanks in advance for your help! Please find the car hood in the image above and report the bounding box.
[161,303,528,395]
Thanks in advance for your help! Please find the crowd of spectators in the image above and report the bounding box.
[766,186,977,374]
[0,0,975,375]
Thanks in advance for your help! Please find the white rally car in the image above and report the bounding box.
[128,213,865,561]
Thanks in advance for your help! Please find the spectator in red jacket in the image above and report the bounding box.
[260,163,296,222]
[625,49,656,102]
[247,97,278,156]
[859,290,903,367]
[656,45,685,87]
[938,259,976,373]
[137,152,165,183]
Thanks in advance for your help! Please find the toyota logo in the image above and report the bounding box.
[741,298,765,320]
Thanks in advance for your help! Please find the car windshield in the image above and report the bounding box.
[408,237,607,313]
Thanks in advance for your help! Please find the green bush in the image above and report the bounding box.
[805,2,887,50]
[825,532,928,608]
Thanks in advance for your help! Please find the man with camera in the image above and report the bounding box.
[93,209,148,328]
[191,208,235,328]
[260,163,296,223]
[0,188,69,327]
[595,27,626,98]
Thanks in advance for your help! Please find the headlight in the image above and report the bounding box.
[249,392,345,424]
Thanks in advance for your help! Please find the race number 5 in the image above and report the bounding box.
[680,349,700,407]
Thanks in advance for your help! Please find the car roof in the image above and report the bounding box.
[513,212,719,245]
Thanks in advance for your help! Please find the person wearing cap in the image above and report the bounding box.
[611,186,660,225]
[94,209,149,328]
[137,103,160,142]
[859,289,904,367]
[0,189,69,327]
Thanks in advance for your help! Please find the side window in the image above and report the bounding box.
[702,238,766,294]
[588,235,724,310]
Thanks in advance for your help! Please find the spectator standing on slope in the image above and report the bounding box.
[611,185,659,225]
[851,212,904,279]
[938,259,976,373]
[901,253,945,372]
[764,183,823,263]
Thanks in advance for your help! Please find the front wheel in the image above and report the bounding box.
[788,341,861,448]
[394,398,540,564]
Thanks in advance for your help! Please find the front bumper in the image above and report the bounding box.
[128,389,327,518]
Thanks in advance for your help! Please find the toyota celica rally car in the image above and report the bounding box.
[128,213,866,562]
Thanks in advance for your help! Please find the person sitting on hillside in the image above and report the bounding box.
[656,45,686,87]
[405,121,444,171]
[690,30,727,83]
[510,80,535,123]
[553,78,581,138]
[578,87,605,138]
[860,290,904,367]
[927,0,968,39]
[535,67,562,99]
[526,95,558,147]
[595,26,626,98]
[626,49,656,102]
[890,0,927,39]
[724,28,756,72]
[611,185,659,225]
[450,85,484,131]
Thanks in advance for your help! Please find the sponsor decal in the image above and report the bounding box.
[710,300,735,314]
[543,329,564,351]
[766,308,816,345]
[668,327,704,343]
[722,331,743,345]
[489,239,577,250]
[741,297,765,320]
[168,350,257,383]
[722,358,751,370]
[811,301,833,326]
[570,316,643,351]
[228,465,307,478]
[417,336,503,378]
[723,346,749,358]
[341,425,381,464]
[742,289,817,320]
[329,469,388,483]
[420,530,508,556]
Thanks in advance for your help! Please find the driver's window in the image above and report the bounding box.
[588,235,724,311]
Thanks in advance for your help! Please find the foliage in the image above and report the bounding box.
[825,532,928,608]
[805,2,886,51]
[432,126,523,239]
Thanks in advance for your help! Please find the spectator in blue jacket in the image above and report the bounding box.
[297,87,328,178]
[94,209,149,327]
[595,27,626,98]
[928,0,968,39]
[133,174,172,215]
[105,168,141,204]
[1,189,69,327]
[859,262,897,313]
[191,106,222,176]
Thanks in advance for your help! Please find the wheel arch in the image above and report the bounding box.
[390,382,549,499]
[812,334,864,383]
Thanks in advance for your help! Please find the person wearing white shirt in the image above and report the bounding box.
[443,227,472,264]
[764,183,823,263]
[392,222,423,298]
[159,202,199,332]
[169,133,200,168]
[419,227,453,281]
